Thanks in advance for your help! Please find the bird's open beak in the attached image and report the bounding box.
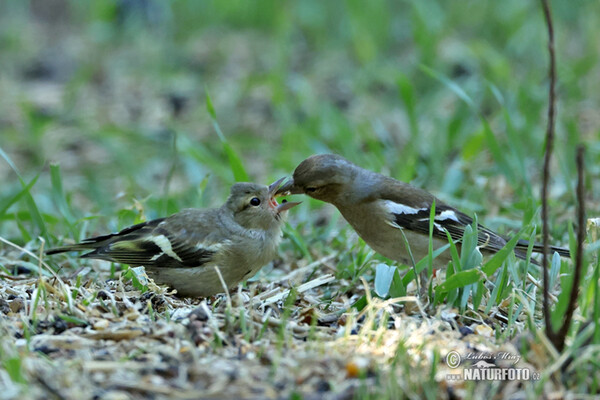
[268,177,287,197]
[274,178,303,196]
[268,177,301,213]
[275,200,301,212]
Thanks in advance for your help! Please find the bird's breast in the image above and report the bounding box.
[338,203,451,267]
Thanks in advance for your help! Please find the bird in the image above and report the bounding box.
[47,179,300,297]
[276,154,570,269]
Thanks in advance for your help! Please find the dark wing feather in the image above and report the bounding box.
[515,239,570,258]
[48,209,222,268]
[390,204,509,252]
[45,219,164,255]
[373,179,568,264]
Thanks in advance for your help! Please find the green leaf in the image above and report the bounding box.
[401,244,451,287]
[460,217,483,270]
[434,269,483,294]
[593,256,600,344]
[551,258,572,331]
[374,263,396,298]
[122,267,149,293]
[459,283,472,311]
[494,264,510,305]
[420,65,516,184]
[397,73,418,136]
[222,142,249,182]
[481,230,524,276]
[0,146,47,238]
[389,268,406,298]
[50,163,78,238]
[2,357,27,384]
[205,89,217,119]
[351,295,368,311]
[57,314,88,326]
[485,266,505,313]
[549,251,561,289]
[472,280,486,310]
[420,65,475,109]
[0,173,40,217]
[427,200,436,276]
[205,89,249,182]
[282,224,312,261]
[444,229,462,271]
[459,224,474,268]
[480,118,516,184]
[443,262,457,305]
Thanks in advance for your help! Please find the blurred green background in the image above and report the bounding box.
[0,0,598,246]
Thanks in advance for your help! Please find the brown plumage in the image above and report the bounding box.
[47,180,300,297]
[277,154,570,267]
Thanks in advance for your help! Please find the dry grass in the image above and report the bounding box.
[0,236,570,399]
[1,1,599,398]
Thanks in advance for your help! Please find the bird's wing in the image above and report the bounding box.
[377,191,509,254]
[70,210,225,268]
[374,180,568,262]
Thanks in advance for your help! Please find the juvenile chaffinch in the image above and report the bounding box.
[47,179,300,297]
[277,154,570,268]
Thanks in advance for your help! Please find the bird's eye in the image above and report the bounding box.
[249,197,261,206]
[306,187,317,193]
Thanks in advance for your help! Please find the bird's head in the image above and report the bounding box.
[226,180,300,231]
[275,154,360,204]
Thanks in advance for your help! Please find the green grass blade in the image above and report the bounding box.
[397,73,418,137]
[205,89,249,182]
[427,200,435,276]
[472,280,485,310]
[434,269,484,295]
[550,256,571,331]
[2,357,27,384]
[444,229,462,271]
[205,89,218,120]
[420,65,516,184]
[282,223,312,261]
[481,229,524,276]
[593,256,600,344]
[50,163,78,237]
[401,244,451,287]
[0,146,47,239]
[0,173,40,217]
[420,65,475,109]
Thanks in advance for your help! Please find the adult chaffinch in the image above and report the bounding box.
[277,154,570,268]
[47,179,300,297]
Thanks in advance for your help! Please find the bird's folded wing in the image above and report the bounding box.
[80,210,225,268]
[380,197,508,253]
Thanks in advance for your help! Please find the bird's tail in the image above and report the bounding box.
[46,243,98,255]
[45,220,162,257]
[515,239,571,258]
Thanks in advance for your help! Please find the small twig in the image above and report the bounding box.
[539,0,557,344]
[554,146,586,352]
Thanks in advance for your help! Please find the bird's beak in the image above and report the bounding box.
[274,178,303,196]
[268,177,287,197]
[268,177,301,213]
[275,200,301,213]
